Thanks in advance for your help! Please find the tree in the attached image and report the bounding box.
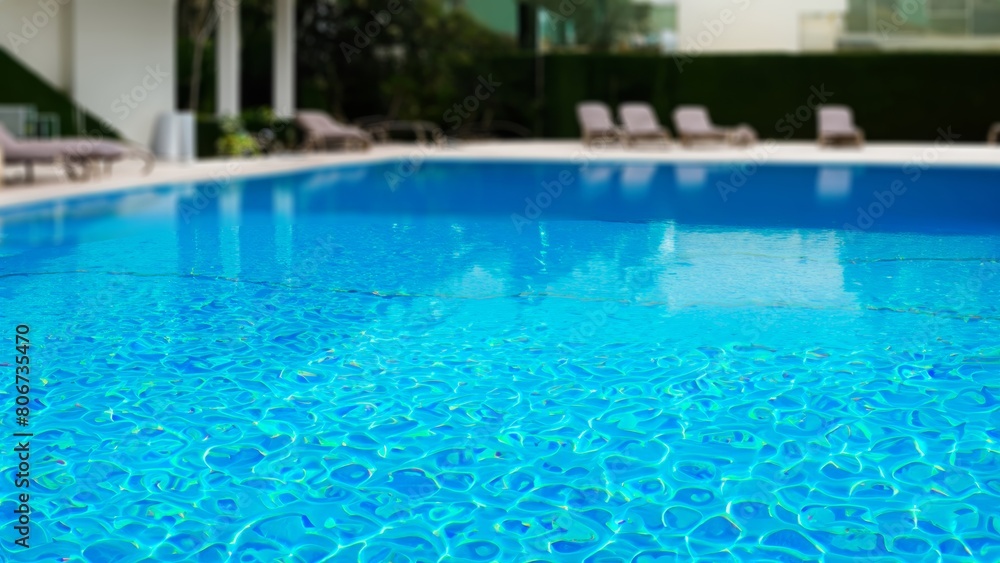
[176,0,226,113]
[296,0,516,121]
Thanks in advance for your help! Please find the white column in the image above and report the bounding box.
[216,0,241,116]
[273,0,296,117]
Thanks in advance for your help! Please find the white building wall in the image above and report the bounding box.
[72,0,177,144]
[0,0,177,145]
[800,12,845,52]
[676,0,846,53]
[0,0,74,89]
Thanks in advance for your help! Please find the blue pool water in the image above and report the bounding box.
[1,159,1000,562]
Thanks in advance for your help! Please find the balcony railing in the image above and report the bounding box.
[845,0,1000,36]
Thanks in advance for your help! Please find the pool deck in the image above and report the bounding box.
[1,140,998,210]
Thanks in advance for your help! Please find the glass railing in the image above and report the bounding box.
[845,0,1000,36]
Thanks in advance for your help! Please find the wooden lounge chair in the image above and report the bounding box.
[576,101,622,147]
[341,114,454,146]
[295,111,372,151]
[672,105,756,147]
[989,123,1000,146]
[618,102,671,147]
[818,105,865,147]
[1,124,153,183]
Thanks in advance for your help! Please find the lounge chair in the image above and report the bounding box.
[618,102,671,146]
[295,111,372,151]
[989,123,1000,146]
[1,123,153,183]
[672,105,756,147]
[818,105,864,147]
[576,102,622,147]
[361,118,447,147]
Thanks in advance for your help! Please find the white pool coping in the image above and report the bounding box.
[1,140,998,210]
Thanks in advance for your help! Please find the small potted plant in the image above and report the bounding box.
[215,116,261,157]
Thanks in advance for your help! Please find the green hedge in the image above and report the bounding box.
[526,53,1000,141]
[0,48,117,138]
[263,51,1000,145]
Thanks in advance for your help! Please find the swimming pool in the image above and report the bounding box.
[1,159,999,561]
